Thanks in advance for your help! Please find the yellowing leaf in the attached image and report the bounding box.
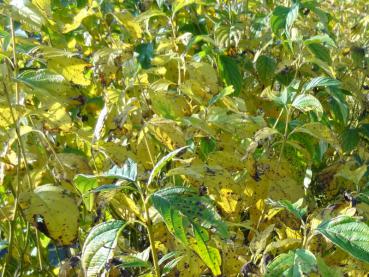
[48,57,90,86]
[19,184,79,245]
[114,12,142,38]
[218,188,240,214]
[34,102,73,131]
[150,92,191,120]
[62,7,93,33]
[335,163,367,186]
[147,118,186,150]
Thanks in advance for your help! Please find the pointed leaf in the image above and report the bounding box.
[291,122,339,150]
[315,216,369,264]
[148,146,189,185]
[266,249,317,277]
[151,186,228,239]
[81,220,127,276]
[302,77,340,92]
[218,55,242,95]
[103,158,138,182]
[292,94,323,115]
[190,225,221,276]
[255,55,277,86]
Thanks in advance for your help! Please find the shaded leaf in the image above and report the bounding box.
[218,55,242,95]
[255,55,277,86]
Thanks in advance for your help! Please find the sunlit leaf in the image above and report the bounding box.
[81,220,127,276]
[19,185,79,245]
[148,146,189,185]
[292,94,323,116]
[302,77,340,92]
[315,216,369,264]
[266,249,317,277]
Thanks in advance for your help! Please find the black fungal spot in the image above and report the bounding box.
[33,214,50,237]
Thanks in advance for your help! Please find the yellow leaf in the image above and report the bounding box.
[147,118,186,150]
[62,7,93,33]
[285,226,302,239]
[218,188,240,214]
[19,184,79,245]
[149,91,191,120]
[113,12,142,38]
[48,57,90,86]
[35,101,73,132]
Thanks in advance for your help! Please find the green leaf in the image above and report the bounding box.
[351,47,366,68]
[302,77,340,92]
[307,43,332,64]
[266,198,307,220]
[304,34,336,48]
[150,186,227,274]
[199,137,216,160]
[74,174,99,211]
[137,8,167,22]
[357,188,369,205]
[150,187,228,239]
[159,252,184,275]
[135,43,154,69]
[266,249,317,277]
[218,55,242,95]
[291,122,340,150]
[315,216,369,264]
[16,69,74,97]
[172,0,212,16]
[285,4,299,38]
[81,220,127,276]
[336,163,367,187]
[190,225,222,276]
[103,158,137,182]
[255,55,277,86]
[208,86,234,106]
[340,128,359,153]
[271,6,290,35]
[117,256,151,268]
[316,257,342,277]
[148,146,189,185]
[292,94,323,116]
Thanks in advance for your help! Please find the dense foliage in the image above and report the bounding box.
[1,0,369,276]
